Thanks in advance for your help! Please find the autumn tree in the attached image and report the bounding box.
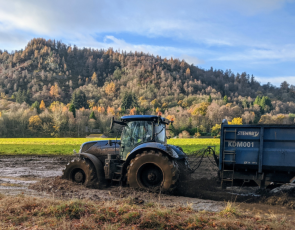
[40,100,46,110]
[130,107,136,115]
[28,115,42,132]
[49,83,61,100]
[91,72,98,84]
[211,124,221,136]
[228,117,243,125]
[107,106,115,116]
[105,81,115,95]
[186,68,190,77]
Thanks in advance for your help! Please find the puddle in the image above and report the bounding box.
[0,155,74,197]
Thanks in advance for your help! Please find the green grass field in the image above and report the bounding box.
[0,138,220,155]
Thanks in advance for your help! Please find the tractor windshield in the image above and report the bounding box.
[121,121,153,148]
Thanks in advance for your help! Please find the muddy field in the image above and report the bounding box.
[1,155,295,217]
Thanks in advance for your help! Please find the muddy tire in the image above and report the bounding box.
[127,150,179,192]
[62,158,97,188]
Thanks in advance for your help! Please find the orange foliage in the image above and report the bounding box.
[166,115,175,122]
[130,107,136,115]
[49,83,60,99]
[97,106,105,114]
[49,101,64,112]
[107,106,115,116]
[105,81,115,95]
[62,106,68,113]
[39,100,46,110]
[28,115,42,131]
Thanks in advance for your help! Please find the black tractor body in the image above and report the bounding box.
[63,115,188,192]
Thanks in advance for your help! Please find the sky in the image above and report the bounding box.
[0,0,294,86]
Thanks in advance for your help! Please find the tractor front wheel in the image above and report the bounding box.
[127,150,179,192]
[62,158,98,187]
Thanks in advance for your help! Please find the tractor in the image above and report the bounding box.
[62,114,189,192]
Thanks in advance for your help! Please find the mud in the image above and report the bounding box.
[1,155,295,216]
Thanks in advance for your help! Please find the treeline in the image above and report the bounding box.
[1,38,295,137]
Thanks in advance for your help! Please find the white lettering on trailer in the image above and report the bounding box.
[228,141,254,148]
[237,131,259,137]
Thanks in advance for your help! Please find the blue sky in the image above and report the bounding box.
[0,0,294,86]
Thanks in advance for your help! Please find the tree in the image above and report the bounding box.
[69,103,76,118]
[107,106,115,116]
[191,102,210,116]
[185,68,190,77]
[130,107,136,115]
[211,124,221,136]
[91,72,98,84]
[31,101,40,113]
[97,106,105,114]
[28,115,42,132]
[228,117,243,125]
[71,90,88,109]
[49,83,61,99]
[208,95,212,103]
[89,111,96,120]
[121,92,138,110]
[223,95,228,104]
[105,81,115,95]
[40,100,46,110]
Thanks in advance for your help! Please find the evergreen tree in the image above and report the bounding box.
[69,103,76,118]
[89,111,96,120]
[254,96,261,106]
[31,101,40,113]
[208,95,212,103]
[242,99,248,109]
[121,92,138,110]
[71,90,88,109]
[223,95,228,104]
[16,89,22,103]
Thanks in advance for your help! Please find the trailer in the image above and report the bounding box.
[219,119,295,188]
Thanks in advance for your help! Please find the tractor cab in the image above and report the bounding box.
[111,115,171,160]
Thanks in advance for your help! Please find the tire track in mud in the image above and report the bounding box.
[1,155,295,215]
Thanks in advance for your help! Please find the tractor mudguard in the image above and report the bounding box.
[127,142,186,161]
[78,152,104,182]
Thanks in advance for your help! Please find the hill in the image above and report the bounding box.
[0,38,295,137]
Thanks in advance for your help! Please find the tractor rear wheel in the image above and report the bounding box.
[62,158,98,188]
[127,150,179,192]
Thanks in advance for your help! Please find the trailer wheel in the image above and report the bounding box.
[127,150,179,192]
[62,158,98,188]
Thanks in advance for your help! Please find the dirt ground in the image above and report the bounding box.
[1,155,295,217]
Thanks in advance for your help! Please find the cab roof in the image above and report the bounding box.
[121,115,169,124]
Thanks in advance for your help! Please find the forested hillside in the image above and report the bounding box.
[0,38,294,137]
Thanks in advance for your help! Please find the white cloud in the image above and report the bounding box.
[180,55,204,65]
[217,0,295,15]
[256,76,295,86]
[0,0,253,48]
[213,45,295,62]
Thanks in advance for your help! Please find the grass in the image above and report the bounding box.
[0,194,293,229]
[0,138,220,155]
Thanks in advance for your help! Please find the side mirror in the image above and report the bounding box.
[108,140,112,146]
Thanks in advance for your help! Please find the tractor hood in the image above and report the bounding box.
[79,140,120,156]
